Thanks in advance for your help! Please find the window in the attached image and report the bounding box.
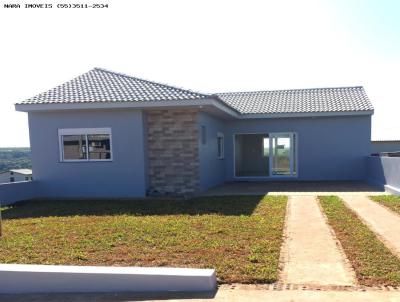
[62,135,87,160]
[10,177,14,182]
[201,125,206,145]
[25,176,29,181]
[88,134,112,160]
[217,132,224,159]
[59,128,112,162]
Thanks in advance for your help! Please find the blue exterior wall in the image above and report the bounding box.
[26,108,372,197]
[198,112,227,191]
[224,115,371,181]
[28,109,147,198]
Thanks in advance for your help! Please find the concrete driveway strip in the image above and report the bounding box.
[281,196,355,286]
[341,195,400,257]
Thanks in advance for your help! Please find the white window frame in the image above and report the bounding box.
[58,128,113,162]
[217,132,224,160]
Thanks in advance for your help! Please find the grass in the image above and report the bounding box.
[319,195,400,286]
[370,195,400,215]
[0,196,287,284]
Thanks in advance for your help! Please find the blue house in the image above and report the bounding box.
[15,68,374,197]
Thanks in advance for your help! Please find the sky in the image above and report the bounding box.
[0,0,399,147]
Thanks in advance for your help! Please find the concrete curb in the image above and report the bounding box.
[0,264,216,294]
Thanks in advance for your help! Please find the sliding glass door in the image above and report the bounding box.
[234,132,297,178]
[270,133,297,177]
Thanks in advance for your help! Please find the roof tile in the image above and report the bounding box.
[19,68,374,115]
[215,87,373,114]
[19,68,208,104]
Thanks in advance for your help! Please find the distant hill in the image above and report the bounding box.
[0,148,31,173]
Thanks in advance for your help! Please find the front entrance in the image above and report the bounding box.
[234,133,297,178]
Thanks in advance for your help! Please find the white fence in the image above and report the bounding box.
[0,264,216,294]
[367,156,400,195]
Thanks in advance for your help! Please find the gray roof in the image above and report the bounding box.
[18,68,373,116]
[19,68,208,104]
[215,87,373,114]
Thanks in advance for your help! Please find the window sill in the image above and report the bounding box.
[60,159,113,163]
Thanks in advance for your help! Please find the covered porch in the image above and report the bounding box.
[202,181,386,196]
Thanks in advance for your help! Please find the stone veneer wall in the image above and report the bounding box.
[146,109,200,195]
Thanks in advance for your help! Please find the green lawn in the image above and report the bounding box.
[370,195,400,215]
[0,196,287,284]
[319,195,400,286]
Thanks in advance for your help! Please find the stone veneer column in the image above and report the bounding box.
[146,109,200,195]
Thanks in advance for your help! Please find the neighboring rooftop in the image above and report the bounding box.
[19,68,208,105]
[17,68,374,116]
[215,87,374,114]
[372,139,400,142]
[9,169,32,175]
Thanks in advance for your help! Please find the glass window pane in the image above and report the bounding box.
[217,135,224,159]
[201,126,206,145]
[235,134,269,177]
[263,137,269,157]
[62,135,87,160]
[293,134,297,175]
[272,134,291,175]
[88,134,111,160]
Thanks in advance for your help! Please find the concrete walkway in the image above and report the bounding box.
[341,195,400,257]
[281,196,355,285]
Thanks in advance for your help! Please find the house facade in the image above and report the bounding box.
[16,68,374,198]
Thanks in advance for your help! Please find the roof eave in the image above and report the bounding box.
[15,98,240,118]
[15,100,373,119]
[238,109,374,119]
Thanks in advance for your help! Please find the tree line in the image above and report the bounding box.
[0,148,31,173]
